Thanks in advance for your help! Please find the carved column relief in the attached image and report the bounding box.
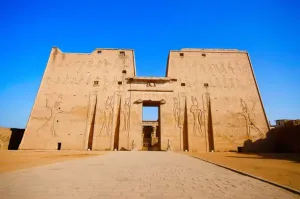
[190,96,203,137]
[96,95,114,137]
[122,97,131,131]
[173,97,182,128]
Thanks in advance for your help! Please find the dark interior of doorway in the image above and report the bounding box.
[57,142,61,150]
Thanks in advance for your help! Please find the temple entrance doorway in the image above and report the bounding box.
[142,101,161,151]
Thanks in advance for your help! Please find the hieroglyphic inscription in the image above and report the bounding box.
[44,57,131,89]
[175,59,254,92]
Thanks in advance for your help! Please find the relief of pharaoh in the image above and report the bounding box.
[98,96,114,137]
[190,96,203,137]
[35,94,65,137]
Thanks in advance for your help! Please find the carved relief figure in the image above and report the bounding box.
[186,80,192,88]
[235,78,242,90]
[77,75,85,85]
[132,140,136,151]
[215,77,222,88]
[228,78,236,89]
[121,72,126,85]
[213,64,220,74]
[238,99,264,138]
[190,96,203,137]
[220,62,228,74]
[104,59,111,67]
[227,61,235,74]
[167,139,171,151]
[120,54,130,69]
[55,77,61,84]
[122,97,130,130]
[223,77,229,90]
[173,97,181,127]
[200,64,207,73]
[234,62,242,73]
[36,94,64,137]
[112,76,118,86]
[64,75,70,85]
[49,74,94,86]
[207,64,214,73]
[97,96,114,137]
[102,76,108,92]
[243,65,250,73]
[85,74,92,85]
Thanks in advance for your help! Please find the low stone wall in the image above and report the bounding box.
[0,127,24,150]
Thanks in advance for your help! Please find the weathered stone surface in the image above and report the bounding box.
[0,128,11,150]
[0,152,298,199]
[20,48,269,152]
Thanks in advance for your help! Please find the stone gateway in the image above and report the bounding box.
[20,47,269,152]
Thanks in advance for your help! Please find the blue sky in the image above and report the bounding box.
[0,0,299,128]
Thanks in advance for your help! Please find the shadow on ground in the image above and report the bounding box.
[225,153,300,163]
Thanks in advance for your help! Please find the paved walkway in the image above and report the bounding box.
[0,152,298,199]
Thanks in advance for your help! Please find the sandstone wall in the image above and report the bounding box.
[20,48,136,150]
[20,48,269,152]
[167,49,269,151]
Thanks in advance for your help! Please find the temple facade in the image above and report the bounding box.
[20,47,269,152]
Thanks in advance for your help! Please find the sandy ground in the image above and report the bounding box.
[187,152,300,191]
[0,150,105,173]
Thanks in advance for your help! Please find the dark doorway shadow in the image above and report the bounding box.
[8,128,25,150]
